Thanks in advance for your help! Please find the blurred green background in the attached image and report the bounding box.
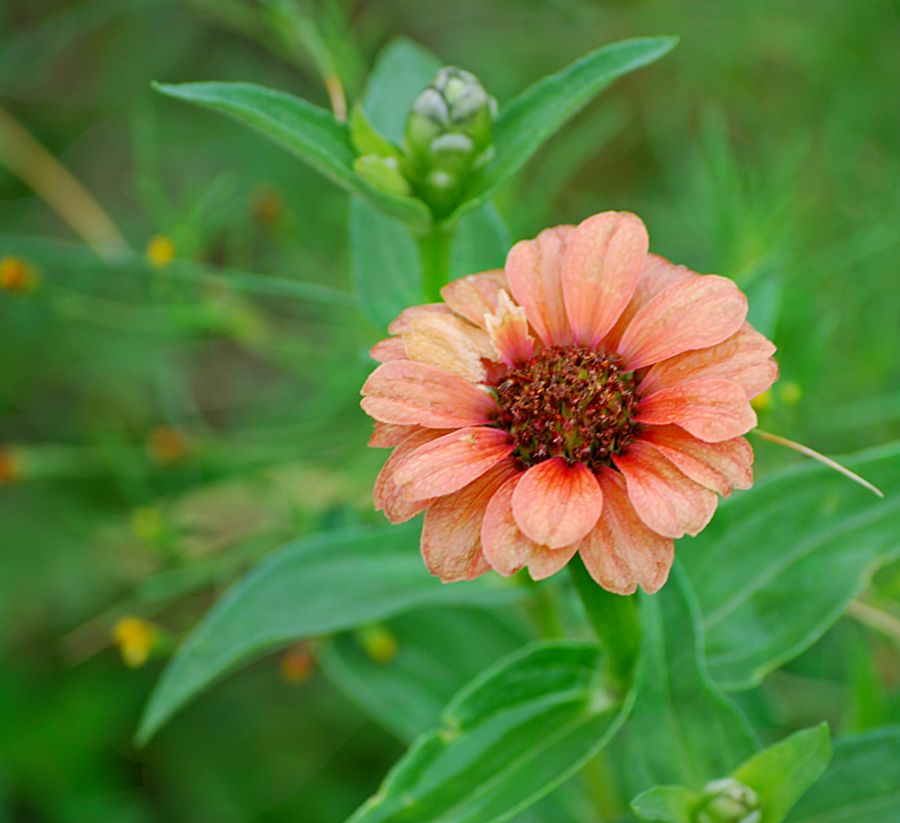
[1,1,898,821]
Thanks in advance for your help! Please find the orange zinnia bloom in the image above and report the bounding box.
[361,212,778,594]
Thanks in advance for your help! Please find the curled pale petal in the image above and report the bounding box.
[403,312,494,383]
[641,425,753,496]
[511,457,603,549]
[481,474,578,581]
[640,324,778,398]
[369,337,407,363]
[636,378,757,442]
[485,290,535,366]
[604,253,697,350]
[580,468,674,594]
[361,360,496,428]
[505,225,574,345]
[613,441,717,539]
[393,426,514,501]
[373,428,447,523]
[387,303,452,335]
[562,212,648,347]
[617,275,748,370]
[421,459,519,582]
[368,422,419,448]
[440,270,508,328]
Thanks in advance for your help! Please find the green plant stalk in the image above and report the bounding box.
[416,222,453,301]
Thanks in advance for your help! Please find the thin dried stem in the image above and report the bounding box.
[847,599,900,645]
[752,428,884,498]
[0,105,128,258]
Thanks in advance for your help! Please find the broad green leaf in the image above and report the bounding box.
[136,523,518,744]
[348,642,628,823]
[631,785,699,823]
[319,607,529,742]
[153,81,431,230]
[361,38,441,145]
[450,202,510,278]
[616,564,757,797]
[451,36,678,221]
[684,442,900,688]
[787,726,900,823]
[733,724,831,823]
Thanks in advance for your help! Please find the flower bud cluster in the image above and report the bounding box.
[695,779,761,823]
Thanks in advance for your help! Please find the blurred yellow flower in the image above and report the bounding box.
[779,381,802,407]
[130,506,164,542]
[0,257,38,292]
[280,644,315,684]
[0,448,21,484]
[358,625,399,664]
[751,389,773,412]
[146,234,176,268]
[112,616,157,668]
[147,425,189,465]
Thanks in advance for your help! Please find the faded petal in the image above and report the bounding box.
[393,426,514,500]
[562,212,648,347]
[368,422,419,448]
[421,459,519,582]
[373,428,447,523]
[485,290,536,365]
[617,275,748,370]
[613,441,717,539]
[511,457,603,549]
[403,312,494,382]
[481,474,578,581]
[640,324,778,398]
[641,425,753,496]
[361,360,496,428]
[387,303,452,335]
[579,467,674,594]
[441,270,508,328]
[369,337,407,363]
[505,225,574,345]
[636,378,757,442]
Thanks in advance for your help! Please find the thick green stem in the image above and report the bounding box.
[569,555,640,691]
[416,222,453,302]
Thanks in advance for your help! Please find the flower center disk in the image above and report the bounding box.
[493,345,640,472]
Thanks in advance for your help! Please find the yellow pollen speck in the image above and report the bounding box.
[112,616,157,668]
[751,389,773,412]
[0,257,38,292]
[779,381,802,407]
[280,644,315,683]
[146,235,175,268]
[358,625,399,664]
[130,506,163,542]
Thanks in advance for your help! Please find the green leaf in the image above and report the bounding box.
[451,36,678,221]
[136,523,517,744]
[450,202,510,278]
[347,641,628,823]
[632,785,700,823]
[319,607,529,742]
[153,81,431,230]
[361,38,441,145]
[616,564,757,797]
[786,726,900,823]
[684,442,900,688]
[733,724,831,823]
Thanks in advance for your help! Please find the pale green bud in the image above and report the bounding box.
[695,779,761,823]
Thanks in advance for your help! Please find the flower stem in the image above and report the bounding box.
[569,556,640,691]
[416,223,453,302]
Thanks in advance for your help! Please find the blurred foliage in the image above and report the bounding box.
[1,1,898,821]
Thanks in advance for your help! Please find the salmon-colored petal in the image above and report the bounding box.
[562,212,648,347]
[641,425,753,496]
[580,468,674,594]
[617,275,748,369]
[373,428,447,523]
[369,337,407,363]
[485,290,536,366]
[441,270,508,329]
[481,474,578,581]
[604,254,697,350]
[640,324,778,398]
[361,360,496,428]
[421,459,519,582]
[403,312,494,383]
[636,378,757,442]
[505,225,575,346]
[613,441,717,538]
[387,303,452,335]
[368,422,419,448]
[393,426,514,500]
[511,457,603,549]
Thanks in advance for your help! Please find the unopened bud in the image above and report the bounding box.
[695,779,760,823]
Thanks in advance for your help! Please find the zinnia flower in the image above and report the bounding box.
[361,211,777,593]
